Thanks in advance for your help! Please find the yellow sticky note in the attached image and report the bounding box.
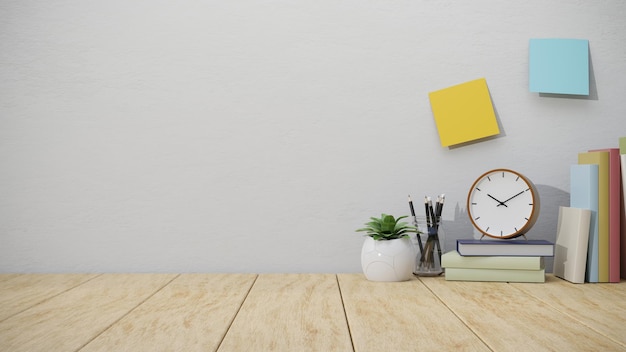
[428,78,500,147]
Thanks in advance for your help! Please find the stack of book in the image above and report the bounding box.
[442,239,554,283]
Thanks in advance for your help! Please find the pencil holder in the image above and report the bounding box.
[412,216,445,276]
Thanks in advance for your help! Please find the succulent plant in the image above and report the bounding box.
[356,213,419,241]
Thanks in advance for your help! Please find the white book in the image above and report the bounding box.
[553,206,591,284]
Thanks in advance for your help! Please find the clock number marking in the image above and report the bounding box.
[487,176,491,181]
[485,227,490,232]
[474,216,481,221]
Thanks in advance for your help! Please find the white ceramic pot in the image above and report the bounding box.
[360,236,416,282]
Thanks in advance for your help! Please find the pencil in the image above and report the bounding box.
[408,195,423,253]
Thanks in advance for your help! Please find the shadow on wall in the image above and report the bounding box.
[441,184,570,273]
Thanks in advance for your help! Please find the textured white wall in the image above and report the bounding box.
[1,1,625,273]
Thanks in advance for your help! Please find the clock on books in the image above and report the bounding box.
[467,168,540,239]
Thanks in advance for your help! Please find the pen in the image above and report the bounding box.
[424,196,431,229]
[434,194,445,260]
[418,193,446,275]
[408,195,423,253]
[435,194,445,229]
[427,196,436,231]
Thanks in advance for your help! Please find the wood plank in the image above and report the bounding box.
[338,273,490,352]
[0,274,176,352]
[0,274,98,322]
[511,275,626,348]
[0,274,21,283]
[218,274,352,352]
[80,274,256,352]
[421,275,624,351]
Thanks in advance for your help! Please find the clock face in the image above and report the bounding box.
[467,169,539,239]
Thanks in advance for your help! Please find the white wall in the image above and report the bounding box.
[1,0,625,273]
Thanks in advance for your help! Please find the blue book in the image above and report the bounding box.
[570,164,599,283]
[456,239,554,257]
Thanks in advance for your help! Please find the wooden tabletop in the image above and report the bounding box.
[0,273,624,351]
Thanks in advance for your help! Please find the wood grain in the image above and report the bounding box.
[81,274,257,352]
[218,274,352,352]
[421,275,624,351]
[0,274,98,322]
[511,275,626,348]
[0,274,176,352]
[0,274,21,283]
[0,273,623,352]
[339,274,490,352]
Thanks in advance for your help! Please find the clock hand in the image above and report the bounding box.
[487,194,507,207]
[499,191,525,206]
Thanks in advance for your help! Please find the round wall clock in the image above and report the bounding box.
[467,168,540,239]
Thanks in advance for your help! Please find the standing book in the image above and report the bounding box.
[578,151,610,282]
[442,250,543,270]
[553,206,591,284]
[620,137,626,279]
[570,164,599,283]
[456,239,554,257]
[590,148,621,282]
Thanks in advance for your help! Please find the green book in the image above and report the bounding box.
[444,267,546,283]
[441,250,544,270]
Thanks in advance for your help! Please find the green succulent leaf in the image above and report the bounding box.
[356,213,419,240]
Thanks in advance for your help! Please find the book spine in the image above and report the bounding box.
[578,152,609,282]
[590,148,621,282]
[619,138,626,280]
[456,240,554,257]
[570,164,599,283]
[596,154,610,282]
[442,251,543,270]
[621,149,626,280]
[444,267,545,283]
[607,149,621,282]
[553,206,591,284]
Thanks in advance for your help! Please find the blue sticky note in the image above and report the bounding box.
[529,38,589,95]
